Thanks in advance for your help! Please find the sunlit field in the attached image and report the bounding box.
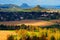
[0,28,60,40]
[0,20,56,26]
[0,30,16,40]
[0,20,60,40]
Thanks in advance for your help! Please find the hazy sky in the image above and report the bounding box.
[0,0,60,6]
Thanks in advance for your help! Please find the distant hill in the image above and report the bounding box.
[0,4,20,8]
[0,4,22,12]
[0,4,45,12]
[34,5,44,9]
[30,5,45,12]
[20,3,31,9]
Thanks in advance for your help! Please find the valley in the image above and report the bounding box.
[0,4,60,40]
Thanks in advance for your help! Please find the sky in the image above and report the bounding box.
[0,0,60,6]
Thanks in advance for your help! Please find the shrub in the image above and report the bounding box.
[40,34,47,40]
[7,35,14,40]
[50,36,56,40]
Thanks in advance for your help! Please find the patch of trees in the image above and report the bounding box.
[0,24,60,30]
[40,24,60,29]
[0,24,38,30]
[0,24,20,30]
[0,12,60,21]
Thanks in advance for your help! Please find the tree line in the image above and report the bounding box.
[0,12,60,21]
[0,24,60,30]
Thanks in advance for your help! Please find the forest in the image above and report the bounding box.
[0,12,60,21]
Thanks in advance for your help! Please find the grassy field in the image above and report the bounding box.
[0,20,60,40]
[0,28,60,40]
[0,30,16,40]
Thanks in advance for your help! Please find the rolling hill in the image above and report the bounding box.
[20,3,31,9]
[0,4,20,8]
[0,4,45,12]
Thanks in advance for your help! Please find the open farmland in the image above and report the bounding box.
[0,20,56,26]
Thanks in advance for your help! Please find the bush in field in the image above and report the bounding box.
[50,36,56,40]
[32,36,40,40]
[19,36,31,40]
[45,32,48,37]
[40,34,47,40]
[7,35,14,40]
[58,37,60,40]
[20,24,27,29]
[26,36,32,40]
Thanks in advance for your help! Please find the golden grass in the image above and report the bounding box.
[0,28,60,40]
[0,30,16,40]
